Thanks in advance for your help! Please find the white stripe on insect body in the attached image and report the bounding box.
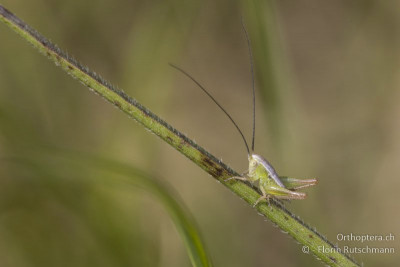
[250,154,285,188]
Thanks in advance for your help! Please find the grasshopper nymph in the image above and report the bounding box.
[170,21,317,206]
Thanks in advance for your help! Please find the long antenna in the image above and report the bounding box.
[169,63,250,155]
[241,18,256,152]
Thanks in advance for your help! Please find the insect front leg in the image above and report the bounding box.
[224,175,248,182]
[224,169,249,182]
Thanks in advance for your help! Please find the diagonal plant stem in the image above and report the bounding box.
[0,5,359,267]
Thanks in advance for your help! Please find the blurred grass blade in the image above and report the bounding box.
[241,0,288,143]
[5,151,212,267]
[0,5,360,266]
[75,154,213,267]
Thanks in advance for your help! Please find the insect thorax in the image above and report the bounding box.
[248,154,285,187]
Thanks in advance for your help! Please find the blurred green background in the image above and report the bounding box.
[1,0,399,266]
